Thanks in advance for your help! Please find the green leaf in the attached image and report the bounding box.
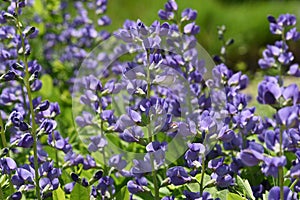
[227,193,246,200]
[53,187,65,200]
[236,175,255,200]
[215,189,229,200]
[39,74,53,98]
[70,184,90,200]
[244,180,255,200]
[186,182,200,193]
[135,192,154,199]
[115,186,130,200]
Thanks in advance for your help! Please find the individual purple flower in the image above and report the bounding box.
[75,111,93,127]
[64,151,84,166]
[239,142,264,166]
[277,14,297,27]
[265,129,290,152]
[10,192,22,200]
[0,157,17,174]
[217,126,235,142]
[97,176,115,197]
[18,133,34,148]
[128,109,142,123]
[257,76,281,105]
[262,156,286,177]
[278,52,294,65]
[146,141,168,167]
[11,164,35,189]
[108,154,127,171]
[282,84,299,106]
[276,106,299,127]
[83,155,96,170]
[286,27,300,41]
[290,164,300,178]
[166,166,191,186]
[127,177,148,194]
[164,0,177,12]
[268,186,296,200]
[64,182,75,194]
[47,131,72,152]
[114,114,135,132]
[184,22,200,35]
[37,119,57,134]
[184,143,205,168]
[181,8,197,21]
[183,190,200,200]
[208,157,224,170]
[288,64,300,77]
[39,177,59,192]
[88,135,107,152]
[119,126,144,142]
[98,15,111,26]
[131,155,153,174]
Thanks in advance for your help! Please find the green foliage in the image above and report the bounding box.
[70,184,90,200]
[53,187,65,200]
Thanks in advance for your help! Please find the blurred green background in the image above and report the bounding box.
[106,0,300,78]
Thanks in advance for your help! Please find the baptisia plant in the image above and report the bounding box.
[1,0,300,199]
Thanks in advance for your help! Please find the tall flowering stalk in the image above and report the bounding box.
[14,4,41,199]
[256,13,300,200]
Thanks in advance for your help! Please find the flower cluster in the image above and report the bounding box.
[1,0,300,200]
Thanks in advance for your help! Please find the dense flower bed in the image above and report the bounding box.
[0,0,300,200]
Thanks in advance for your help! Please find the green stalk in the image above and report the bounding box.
[290,178,298,191]
[100,120,107,174]
[146,53,160,200]
[14,4,41,200]
[277,28,286,200]
[199,158,206,196]
[51,131,59,169]
[0,116,7,148]
[278,126,284,200]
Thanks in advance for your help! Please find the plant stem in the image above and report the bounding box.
[146,53,160,200]
[0,115,7,148]
[290,178,298,191]
[200,158,206,196]
[279,127,284,200]
[14,5,41,199]
[51,131,59,169]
